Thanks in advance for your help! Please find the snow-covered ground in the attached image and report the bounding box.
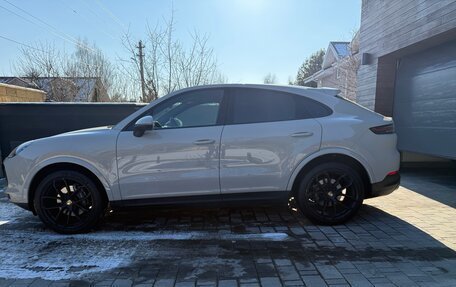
[0,199,291,281]
[1,170,456,286]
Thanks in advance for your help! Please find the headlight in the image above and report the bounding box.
[8,142,32,158]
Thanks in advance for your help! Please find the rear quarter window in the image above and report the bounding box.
[296,96,332,118]
[227,88,332,125]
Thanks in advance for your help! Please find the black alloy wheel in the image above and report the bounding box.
[34,170,105,234]
[297,162,364,225]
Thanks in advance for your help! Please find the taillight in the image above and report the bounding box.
[370,123,395,134]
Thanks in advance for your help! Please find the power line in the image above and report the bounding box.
[94,0,127,31]
[0,3,37,27]
[0,34,107,71]
[0,0,95,53]
[2,0,94,52]
[57,0,118,40]
[80,0,110,24]
[80,0,123,37]
[0,34,46,52]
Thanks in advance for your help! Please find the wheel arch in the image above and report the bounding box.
[27,162,110,213]
[287,151,373,199]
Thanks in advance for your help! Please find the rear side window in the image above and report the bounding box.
[296,95,332,118]
[227,88,331,124]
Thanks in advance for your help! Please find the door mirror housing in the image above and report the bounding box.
[133,115,154,137]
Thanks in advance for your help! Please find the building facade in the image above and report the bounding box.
[0,77,109,102]
[304,36,360,101]
[0,83,45,102]
[357,0,456,161]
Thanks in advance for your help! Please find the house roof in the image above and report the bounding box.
[0,77,38,89]
[0,77,100,101]
[330,42,350,58]
[303,41,351,83]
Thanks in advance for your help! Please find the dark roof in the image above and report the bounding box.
[0,77,38,89]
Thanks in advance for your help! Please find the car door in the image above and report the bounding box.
[116,88,225,200]
[220,88,323,195]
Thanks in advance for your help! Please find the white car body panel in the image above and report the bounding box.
[3,84,400,209]
[220,118,321,194]
[116,126,223,199]
[4,127,121,203]
[285,147,375,192]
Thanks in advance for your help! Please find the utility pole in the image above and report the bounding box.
[136,40,146,102]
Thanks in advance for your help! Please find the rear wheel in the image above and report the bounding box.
[296,162,364,225]
[34,170,105,234]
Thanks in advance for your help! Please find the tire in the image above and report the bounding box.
[34,170,105,234]
[296,162,365,225]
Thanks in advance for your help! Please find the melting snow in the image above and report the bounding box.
[0,200,291,280]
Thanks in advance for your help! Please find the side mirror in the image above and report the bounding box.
[133,115,154,137]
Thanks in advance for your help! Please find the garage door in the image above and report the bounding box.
[394,40,456,160]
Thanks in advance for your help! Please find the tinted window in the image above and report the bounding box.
[228,88,331,124]
[296,95,332,118]
[149,89,223,129]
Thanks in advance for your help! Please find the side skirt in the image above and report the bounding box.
[109,191,290,210]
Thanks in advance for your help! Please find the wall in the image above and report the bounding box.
[357,0,456,110]
[318,71,338,90]
[0,83,45,102]
[0,102,146,178]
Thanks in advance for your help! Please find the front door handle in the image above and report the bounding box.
[290,132,314,137]
[193,139,216,145]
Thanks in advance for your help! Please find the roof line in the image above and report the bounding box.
[0,82,46,93]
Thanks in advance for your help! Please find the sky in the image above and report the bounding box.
[0,0,361,84]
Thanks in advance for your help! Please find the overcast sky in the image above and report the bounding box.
[0,0,361,84]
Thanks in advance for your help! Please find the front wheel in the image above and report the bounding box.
[34,170,105,234]
[297,162,365,225]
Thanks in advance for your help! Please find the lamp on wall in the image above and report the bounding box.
[361,53,372,65]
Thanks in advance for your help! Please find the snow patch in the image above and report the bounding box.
[0,201,292,281]
[0,232,133,280]
[3,230,291,242]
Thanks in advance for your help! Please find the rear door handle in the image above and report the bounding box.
[290,132,314,137]
[193,139,216,145]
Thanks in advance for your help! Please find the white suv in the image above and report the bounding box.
[3,84,400,233]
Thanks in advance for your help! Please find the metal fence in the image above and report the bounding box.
[0,102,146,178]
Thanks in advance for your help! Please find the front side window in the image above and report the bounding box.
[150,89,223,129]
[227,88,331,125]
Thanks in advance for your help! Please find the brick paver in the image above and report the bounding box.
[0,168,455,286]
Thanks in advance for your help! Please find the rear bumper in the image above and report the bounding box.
[369,173,400,198]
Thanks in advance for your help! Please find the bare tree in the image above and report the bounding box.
[64,39,113,101]
[15,42,65,79]
[263,73,277,84]
[15,40,123,102]
[109,66,137,102]
[121,10,225,103]
[315,32,360,101]
[48,78,78,102]
[336,32,360,101]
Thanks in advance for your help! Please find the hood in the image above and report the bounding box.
[45,126,114,140]
[62,126,113,135]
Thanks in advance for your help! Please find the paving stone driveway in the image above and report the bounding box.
[0,168,455,287]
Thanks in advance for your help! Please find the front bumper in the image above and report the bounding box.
[369,173,400,198]
[2,156,31,207]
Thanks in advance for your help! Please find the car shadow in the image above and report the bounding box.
[100,203,456,282]
[100,203,456,258]
[0,197,455,283]
[400,167,456,208]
